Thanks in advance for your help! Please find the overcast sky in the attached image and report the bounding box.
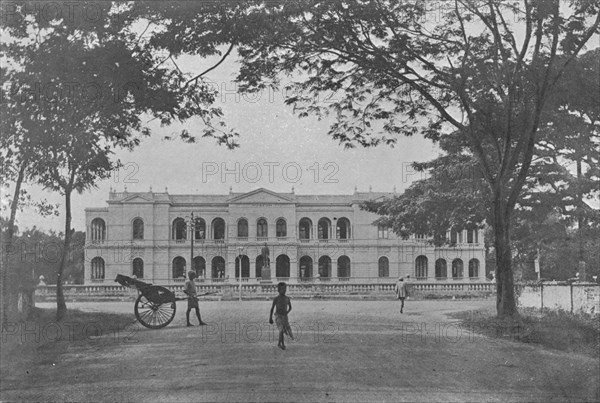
[6,55,440,233]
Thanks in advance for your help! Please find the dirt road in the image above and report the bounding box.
[2,299,598,402]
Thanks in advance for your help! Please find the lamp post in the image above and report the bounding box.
[237,246,243,301]
[187,212,201,279]
[190,212,194,277]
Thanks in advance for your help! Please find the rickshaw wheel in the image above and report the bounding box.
[134,293,176,329]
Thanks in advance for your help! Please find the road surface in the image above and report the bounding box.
[1,299,598,402]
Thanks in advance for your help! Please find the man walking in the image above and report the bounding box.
[394,277,408,314]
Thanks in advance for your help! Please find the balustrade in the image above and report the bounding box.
[36,279,495,299]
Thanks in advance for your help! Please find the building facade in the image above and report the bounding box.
[84,188,486,284]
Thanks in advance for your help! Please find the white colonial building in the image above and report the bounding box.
[84,188,485,284]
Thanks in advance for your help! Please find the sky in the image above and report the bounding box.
[11,2,596,234]
[5,54,440,233]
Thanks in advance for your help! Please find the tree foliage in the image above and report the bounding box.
[223,0,599,316]
[364,48,599,282]
[1,221,86,286]
[1,2,241,320]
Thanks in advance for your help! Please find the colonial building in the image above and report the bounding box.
[84,188,485,284]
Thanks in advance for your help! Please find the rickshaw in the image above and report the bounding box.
[115,274,214,329]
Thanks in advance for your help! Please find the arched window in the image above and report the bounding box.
[450,228,463,244]
[91,257,105,280]
[299,256,313,278]
[212,218,225,240]
[255,255,270,278]
[299,218,312,240]
[132,257,144,278]
[235,255,250,278]
[378,225,389,239]
[452,259,464,279]
[237,219,248,238]
[132,218,144,240]
[257,218,268,238]
[415,256,428,279]
[276,218,287,238]
[193,256,206,278]
[91,218,106,242]
[467,228,479,244]
[211,256,225,278]
[172,256,186,278]
[378,256,389,277]
[318,256,331,278]
[194,218,206,240]
[276,255,290,278]
[435,259,447,279]
[172,218,186,241]
[337,256,351,278]
[469,259,480,278]
[336,218,351,239]
[318,218,331,240]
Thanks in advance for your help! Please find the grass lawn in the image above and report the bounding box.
[451,307,600,357]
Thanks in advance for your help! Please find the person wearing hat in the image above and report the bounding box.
[394,277,408,314]
[184,270,207,326]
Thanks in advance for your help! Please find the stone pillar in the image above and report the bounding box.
[332,259,338,279]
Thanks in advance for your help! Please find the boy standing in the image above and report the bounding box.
[269,282,293,350]
[184,271,207,326]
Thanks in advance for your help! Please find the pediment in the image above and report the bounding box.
[228,188,293,204]
[120,194,153,203]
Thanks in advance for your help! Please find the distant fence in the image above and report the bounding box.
[517,283,600,315]
[35,280,496,301]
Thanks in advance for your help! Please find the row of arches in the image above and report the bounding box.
[89,216,353,241]
[376,256,480,278]
[172,255,352,279]
[92,217,481,244]
[90,255,480,281]
[89,255,350,280]
[173,217,352,241]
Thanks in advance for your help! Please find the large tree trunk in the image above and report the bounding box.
[56,188,72,322]
[1,160,27,325]
[576,158,586,281]
[493,198,518,318]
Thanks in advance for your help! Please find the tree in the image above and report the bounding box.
[533,48,600,280]
[363,49,600,285]
[2,225,84,286]
[224,0,600,317]
[1,2,239,320]
[94,0,598,316]
[0,65,57,323]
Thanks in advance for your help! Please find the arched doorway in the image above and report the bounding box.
[299,256,313,279]
[132,257,144,278]
[211,256,226,279]
[172,256,186,278]
[193,256,206,278]
[235,255,250,278]
[452,258,464,279]
[318,256,331,278]
[378,256,389,277]
[255,255,270,278]
[337,255,351,278]
[276,255,290,278]
[415,255,428,279]
[435,259,447,279]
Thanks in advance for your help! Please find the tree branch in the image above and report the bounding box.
[185,42,235,88]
